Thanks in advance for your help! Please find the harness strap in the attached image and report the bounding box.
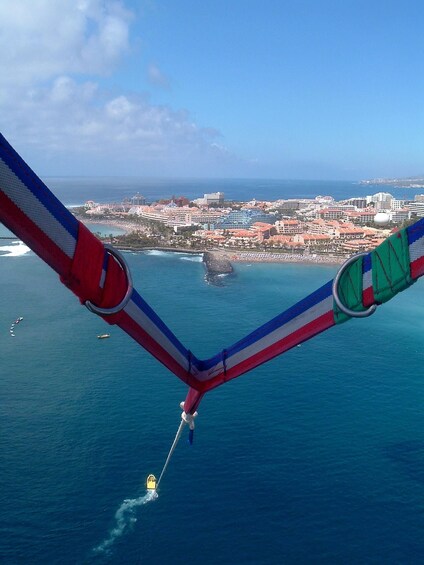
[333,254,366,323]
[409,220,424,280]
[334,225,418,324]
[2,131,424,407]
[371,228,413,304]
[222,349,228,377]
[183,387,204,414]
[60,222,105,306]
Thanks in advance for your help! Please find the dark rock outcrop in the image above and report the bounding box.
[203,251,233,275]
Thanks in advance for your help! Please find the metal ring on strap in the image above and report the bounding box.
[85,244,133,316]
[332,252,377,318]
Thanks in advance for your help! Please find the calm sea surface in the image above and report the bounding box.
[44,177,421,207]
[2,180,424,563]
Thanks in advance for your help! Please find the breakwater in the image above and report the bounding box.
[203,251,233,275]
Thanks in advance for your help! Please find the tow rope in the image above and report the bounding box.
[156,406,197,488]
[157,419,186,488]
[1,131,424,418]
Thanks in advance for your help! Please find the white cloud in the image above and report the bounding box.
[2,75,228,174]
[0,0,237,176]
[0,0,131,85]
[147,63,171,89]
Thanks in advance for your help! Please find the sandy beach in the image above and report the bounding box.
[219,250,344,265]
[81,218,135,233]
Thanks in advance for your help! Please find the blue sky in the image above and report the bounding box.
[1,0,424,180]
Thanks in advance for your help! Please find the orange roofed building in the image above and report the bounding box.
[275,219,303,234]
[293,233,332,246]
[250,222,277,240]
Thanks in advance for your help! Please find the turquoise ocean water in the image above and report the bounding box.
[2,180,424,563]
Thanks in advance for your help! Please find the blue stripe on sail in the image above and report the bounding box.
[0,133,79,240]
[131,291,195,364]
[200,280,333,371]
[407,218,424,245]
[363,253,372,273]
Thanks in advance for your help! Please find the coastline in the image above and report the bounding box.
[81,218,346,269]
[81,218,136,233]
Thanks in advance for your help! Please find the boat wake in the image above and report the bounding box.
[92,490,158,556]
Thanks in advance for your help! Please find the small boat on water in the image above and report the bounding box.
[146,474,157,491]
[97,334,111,339]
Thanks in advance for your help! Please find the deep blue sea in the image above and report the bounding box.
[2,180,424,563]
[44,176,420,207]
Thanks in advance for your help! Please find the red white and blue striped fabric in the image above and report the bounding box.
[408,221,424,280]
[2,132,424,414]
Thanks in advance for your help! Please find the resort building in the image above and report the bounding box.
[308,219,341,236]
[343,210,378,224]
[275,219,303,234]
[389,209,411,223]
[250,222,277,240]
[293,233,332,246]
[266,235,304,250]
[341,237,386,253]
[190,209,228,227]
[192,192,225,206]
[406,201,424,217]
[390,199,407,210]
[216,209,272,229]
[226,229,259,246]
[336,225,366,240]
[317,208,345,220]
[367,192,393,210]
[127,204,226,228]
[344,197,368,209]
[274,199,317,214]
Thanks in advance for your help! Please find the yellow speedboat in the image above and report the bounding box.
[146,474,157,491]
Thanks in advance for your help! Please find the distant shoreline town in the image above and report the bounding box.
[361,176,424,189]
[73,188,424,269]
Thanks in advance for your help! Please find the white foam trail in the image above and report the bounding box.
[93,490,158,555]
[180,255,203,262]
[145,250,170,257]
[0,241,30,257]
[145,250,202,261]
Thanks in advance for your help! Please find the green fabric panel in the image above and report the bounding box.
[334,256,367,324]
[371,228,412,304]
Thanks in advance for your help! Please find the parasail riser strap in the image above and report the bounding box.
[2,131,424,411]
